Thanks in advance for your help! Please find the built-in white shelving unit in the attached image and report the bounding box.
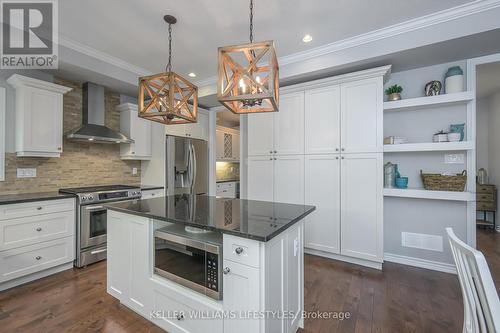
[384,141,474,153]
[384,91,474,112]
[383,188,475,201]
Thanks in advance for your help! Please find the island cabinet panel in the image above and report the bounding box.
[223,259,261,333]
[107,212,152,314]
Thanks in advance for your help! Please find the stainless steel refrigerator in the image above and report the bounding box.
[165,135,208,195]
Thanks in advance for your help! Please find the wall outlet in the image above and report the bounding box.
[444,153,465,164]
[132,167,138,175]
[17,168,37,178]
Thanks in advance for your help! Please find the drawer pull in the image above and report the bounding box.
[37,207,43,210]
[235,247,244,255]
[36,227,42,232]
[35,256,42,260]
[223,267,231,275]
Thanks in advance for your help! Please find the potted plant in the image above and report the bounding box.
[385,84,403,101]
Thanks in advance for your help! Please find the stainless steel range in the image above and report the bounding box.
[59,185,142,267]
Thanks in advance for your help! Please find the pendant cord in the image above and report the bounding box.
[249,0,254,43]
[166,23,172,72]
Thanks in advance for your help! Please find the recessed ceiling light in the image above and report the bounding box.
[302,34,313,43]
[188,72,196,77]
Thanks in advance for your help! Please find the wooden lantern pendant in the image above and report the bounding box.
[138,15,198,125]
[217,0,279,114]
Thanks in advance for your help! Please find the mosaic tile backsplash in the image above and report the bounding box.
[0,78,141,195]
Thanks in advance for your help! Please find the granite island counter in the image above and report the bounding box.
[105,195,315,333]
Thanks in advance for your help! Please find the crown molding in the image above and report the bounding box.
[59,36,153,77]
[6,74,73,93]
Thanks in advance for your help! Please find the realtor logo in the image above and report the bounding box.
[1,0,58,69]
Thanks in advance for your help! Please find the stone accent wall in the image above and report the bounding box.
[0,78,141,195]
[216,162,240,182]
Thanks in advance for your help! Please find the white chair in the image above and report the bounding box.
[446,227,500,333]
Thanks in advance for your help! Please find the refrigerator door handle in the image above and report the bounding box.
[190,142,197,193]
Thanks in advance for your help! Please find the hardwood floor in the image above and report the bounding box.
[0,255,465,333]
[477,227,500,293]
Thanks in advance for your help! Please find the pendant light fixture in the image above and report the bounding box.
[217,0,279,114]
[138,15,198,125]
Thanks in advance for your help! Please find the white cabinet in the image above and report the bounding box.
[247,156,274,201]
[305,155,340,254]
[166,110,209,141]
[216,126,240,161]
[7,74,72,157]
[118,103,152,160]
[0,198,75,290]
[141,188,164,199]
[223,259,261,333]
[247,155,304,205]
[274,92,305,155]
[340,153,383,262]
[273,155,304,205]
[340,77,383,153]
[107,212,151,314]
[305,86,341,154]
[247,91,305,156]
[248,112,274,156]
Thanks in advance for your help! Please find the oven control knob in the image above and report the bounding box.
[88,195,94,201]
[81,196,87,202]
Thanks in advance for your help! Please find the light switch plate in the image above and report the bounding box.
[444,153,465,164]
[17,168,37,178]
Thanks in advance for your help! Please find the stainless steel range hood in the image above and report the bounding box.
[66,82,134,144]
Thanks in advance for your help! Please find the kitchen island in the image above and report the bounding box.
[105,194,315,333]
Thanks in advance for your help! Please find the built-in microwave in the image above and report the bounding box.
[154,225,222,300]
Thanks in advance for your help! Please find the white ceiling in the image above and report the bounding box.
[477,61,500,99]
[59,0,472,83]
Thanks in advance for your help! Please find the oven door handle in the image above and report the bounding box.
[84,206,105,211]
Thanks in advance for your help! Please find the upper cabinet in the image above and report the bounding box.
[7,74,72,158]
[341,77,383,153]
[305,85,341,155]
[165,110,209,141]
[247,91,305,156]
[216,126,240,161]
[118,103,152,160]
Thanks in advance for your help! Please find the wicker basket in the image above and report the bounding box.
[420,170,467,192]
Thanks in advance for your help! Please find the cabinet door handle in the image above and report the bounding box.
[36,227,42,232]
[341,156,345,159]
[269,150,273,154]
[335,156,339,160]
[274,157,277,160]
[223,267,231,275]
[57,147,62,150]
[341,148,345,151]
[235,247,244,255]
[35,256,42,260]
[269,157,273,160]
[37,207,43,210]
[274,150,277,153]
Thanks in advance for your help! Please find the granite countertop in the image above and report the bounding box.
[141,185,165,191]
[106,195,315,242]
[216,179,240,183]
[0,192,76,205]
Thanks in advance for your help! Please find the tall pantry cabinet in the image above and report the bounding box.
[246,66,389,268]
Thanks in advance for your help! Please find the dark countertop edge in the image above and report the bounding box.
[141,185,165,191]
[216,180,240,184]
[0,193,76,205]
[105,205,316,242]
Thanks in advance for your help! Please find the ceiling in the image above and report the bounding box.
[477,61,500,99]
[59,0,473,83]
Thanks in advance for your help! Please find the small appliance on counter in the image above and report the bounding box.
[477,168,489,185]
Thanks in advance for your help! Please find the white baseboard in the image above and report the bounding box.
[384,252,457,274]
[0,262,74,291]
[305,248,383,270]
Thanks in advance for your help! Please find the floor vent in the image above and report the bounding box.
[401,232,443,252]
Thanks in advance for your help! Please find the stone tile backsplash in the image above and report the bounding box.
[0,78,141,195]
[216,162,240,182]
